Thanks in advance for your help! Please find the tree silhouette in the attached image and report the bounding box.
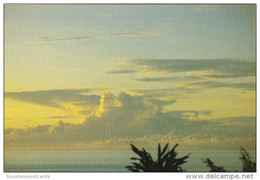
[202,158,227,172]
[202,147,256,172]
[126,143,190,172]
[240,147,256,172]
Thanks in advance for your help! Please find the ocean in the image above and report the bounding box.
[4,150,256,172]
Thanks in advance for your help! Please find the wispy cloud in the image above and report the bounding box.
[47,116,73,119]
[132,59,255,78]
[106,70,137,74]
[33,29,162,43]
[115,59,255,92]
[134,76,202,83]
[134,77,176,82]
[179,81,256,91]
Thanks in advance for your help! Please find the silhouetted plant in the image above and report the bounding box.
[202,158,227,172]
[240,147,256,172]
[202,147,256,172]
[126,143,190,172]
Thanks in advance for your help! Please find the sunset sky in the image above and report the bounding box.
[4,4,256,151]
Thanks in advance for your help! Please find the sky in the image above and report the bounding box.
[4,4,256,151]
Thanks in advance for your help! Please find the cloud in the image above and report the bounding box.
[112,59,255,92]
[230,82,256,91]
[33,29,161,43]
[135,77,176,82]
[132,59,255,78]
[134,76,202,83]
[47,116,73,119]
[106,70,137,74]
[149,99,176,107]
[5,88,101,110]
[179,81,256,91]
[5,92,255,151]
[131,88,197,101]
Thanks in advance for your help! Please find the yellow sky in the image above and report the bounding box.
[4,5,256,151]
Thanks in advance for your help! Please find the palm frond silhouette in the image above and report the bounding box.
[126,143,190,172]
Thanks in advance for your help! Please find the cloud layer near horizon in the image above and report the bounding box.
[5,92,255,151]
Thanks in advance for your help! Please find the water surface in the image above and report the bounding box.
[4,150,255,172]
